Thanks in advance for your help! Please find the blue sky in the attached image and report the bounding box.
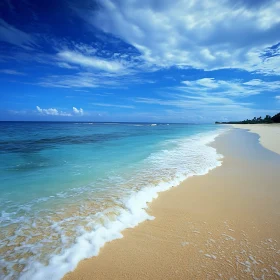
[0,0,280,122]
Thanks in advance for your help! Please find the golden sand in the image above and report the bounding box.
[64,128,280,280]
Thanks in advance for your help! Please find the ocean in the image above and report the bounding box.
[0,122,227,279]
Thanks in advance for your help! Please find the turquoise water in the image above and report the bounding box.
[0,122,227,279]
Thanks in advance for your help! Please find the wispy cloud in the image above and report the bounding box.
[37,71,153,89]
[57,51,124,72]
[0,69,26,75]
[0,19,35,49]
[38,73,99,88]
[56,62,78,69]
[91,102,135,109]
[180,78,280,97]
[132,77,280,121]
[8,109,28,115]
[134,96,248,110]
[133,96,279,122]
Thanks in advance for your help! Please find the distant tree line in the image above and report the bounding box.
[215,112,280,124]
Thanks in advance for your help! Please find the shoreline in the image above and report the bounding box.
[16,126,225,280]
[231,124,280,155]
[63,127,280,280]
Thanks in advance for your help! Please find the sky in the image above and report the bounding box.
[0,0,280,123]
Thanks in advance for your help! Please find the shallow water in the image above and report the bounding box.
[0,122,227,279]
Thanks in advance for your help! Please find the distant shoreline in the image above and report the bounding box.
[215,112,280,125]
[216,121,275,124]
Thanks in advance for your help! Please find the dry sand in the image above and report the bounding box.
[64,128,280,280]
[232,124,280,155]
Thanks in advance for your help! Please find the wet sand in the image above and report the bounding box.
[64,128,280,280]
[232,124,280,155]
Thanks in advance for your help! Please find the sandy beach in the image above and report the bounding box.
[64,127,280,280]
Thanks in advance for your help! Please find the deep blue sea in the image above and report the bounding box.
[0,122,227,279]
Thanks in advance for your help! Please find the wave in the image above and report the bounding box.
[2,127,228,280]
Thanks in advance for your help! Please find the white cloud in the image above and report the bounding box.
[180,78,280,97]
[56,62,78,69]
[78,0,280,74]
[57,50,124,72]
[36,106,72,116]
[73,107,84,115]
[9,107,86,118]
[73,43,97,55]
[132,77,280,121]
[182,78,219,89]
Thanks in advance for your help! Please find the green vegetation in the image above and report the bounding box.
[215,112,280,124]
